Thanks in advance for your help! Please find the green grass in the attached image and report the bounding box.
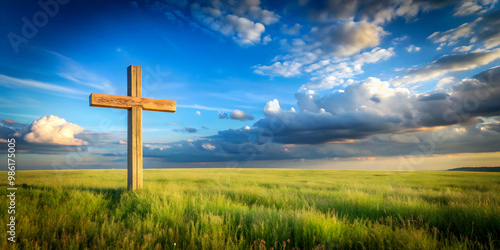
[1,169,499,249]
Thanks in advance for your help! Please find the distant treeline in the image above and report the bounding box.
[447,167,500,172]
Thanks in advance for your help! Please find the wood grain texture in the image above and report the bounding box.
[128,65,142,191]
[90,93,176,112]
[128,65,141,98]
[128,106,143,190]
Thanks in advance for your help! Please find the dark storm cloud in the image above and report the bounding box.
[0,118,27,131]
[369,95,381,103]
[0,124,15,139]
[253,111,403,144]
[210,128,250,144]
[449,66,500,119]
[417,92,449,101]
[142,119,500,162]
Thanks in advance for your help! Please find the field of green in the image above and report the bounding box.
[1,169,499,249]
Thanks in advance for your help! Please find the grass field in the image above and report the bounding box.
[1,169,499,249]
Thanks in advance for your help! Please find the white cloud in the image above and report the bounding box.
[259,9,279,25]
[202,6,221,18]
[229,109,254,121]
[452,45,473,52]
[186,0,277,46]
[428,19,479,46]
[309,20,387,57]
[254,61,302,77]
[14,115,87,146]
[353,47,395,65]
[202,143,216,150]
[392,35,409,44]
[303,64,355,89]
[144,143,171,150]
[281,23,302,35]
[262,35,272,44]
[303,47,395,90]
[436,77,455,89]
[454,1,483,16]
[234,0,280,25]
[454,0,497,16]
[369,0,445,25]
[224,14,266,45]
[255,19,391,88]
[304,63,322,73]
[263,99,282,115]
[429,11,500,49]
[405,45,421,52]
[475,10,500,48]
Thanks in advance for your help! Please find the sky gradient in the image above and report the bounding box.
[1,0,500,170]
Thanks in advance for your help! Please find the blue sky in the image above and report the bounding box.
[1,0,500,170]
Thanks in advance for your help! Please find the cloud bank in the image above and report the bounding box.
[142,66,500,162]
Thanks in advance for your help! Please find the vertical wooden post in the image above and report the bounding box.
[127,65,143,190]
[90,65,175,190]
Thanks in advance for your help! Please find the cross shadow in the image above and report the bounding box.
[70,186,127,208]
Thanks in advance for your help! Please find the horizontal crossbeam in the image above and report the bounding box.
[90,93,176,112]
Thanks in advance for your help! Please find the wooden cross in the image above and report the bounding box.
[89,65,176,190]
